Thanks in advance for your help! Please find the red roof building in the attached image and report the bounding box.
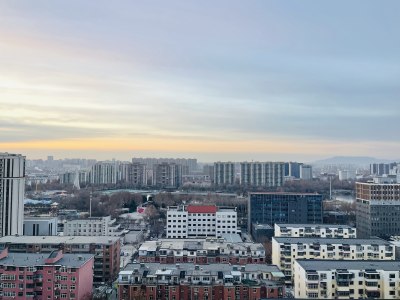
[186,205,218,214]
[166,205,237,238]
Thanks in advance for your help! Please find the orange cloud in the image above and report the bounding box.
[0,137,393,158]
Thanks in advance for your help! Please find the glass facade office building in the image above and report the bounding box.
[248,193,323,232]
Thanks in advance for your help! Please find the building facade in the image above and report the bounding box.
[23,217,58,236]
[90,162,117,185]
[138,238,266,265]
[153,163,183,188]
[63,216,128,237]
[284,162,302,179]
[213,162,235,186]
[240,162,284,187]
[356,182,400,238]
[370,163,397,176]
[300,164,313,180]
[293,260,400,299]
[0,248,93,300]
[0,235,120,285]
[166,205,237,238]
[118,263,285,300]
[0,153,25,237]
[272,237,395,285]
[118,162,147,186]
[274,224,357,238]
[248,193,323,232]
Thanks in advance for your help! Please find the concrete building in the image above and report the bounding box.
[132,158,197,175]
[60,171,89,186]
[0,235,120,285]
[90,162,117,185]
[0,153,25,237]
[23,217,58,236]
[370,163,397,176]
[240,162,284,187]
[118,262,285,300]
[248,193,323,232]
[356,182,400,238]
[251,224,274,242]
[274,224,357,238]
[63,216,128,237]
[153,162,183,188]
[0,248,93,300]
[293,260,400,299]
[213,162,235,186]
[284,162,302,179]
[338,170,356,181]
[272,237,394,285]
[138,238,267,265]
[300,164,313,180]
[118,162,147,186]
[166,205,237,238]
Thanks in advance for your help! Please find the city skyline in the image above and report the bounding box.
[1,1,400,161]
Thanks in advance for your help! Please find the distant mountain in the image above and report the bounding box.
[312,156,399,166]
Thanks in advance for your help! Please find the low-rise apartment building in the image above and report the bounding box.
[118,263,285,300]
[0,235,120,285]
[293,260,400,299]
[166,205,238,238]
[63,216,128,237]
[274,224,357,238]
[138,238,266,265]
[0,248,93,300]
[272,237,395,285]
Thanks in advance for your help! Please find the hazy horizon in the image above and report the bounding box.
[1,1,399,160]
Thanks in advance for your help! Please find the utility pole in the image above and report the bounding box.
[89,191,92,217]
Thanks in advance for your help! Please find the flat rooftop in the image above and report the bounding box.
[124,262,281,274]
[273,237,390,245]
[0,235,120,245]
[276,223,353,229]
[24,217,57,221]
[296,259,400,272]
[250,192,321,196]
[0,253,93,268]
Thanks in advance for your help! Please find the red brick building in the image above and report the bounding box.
[118,263,285,300]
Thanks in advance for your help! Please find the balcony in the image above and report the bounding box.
[306,274,319,282]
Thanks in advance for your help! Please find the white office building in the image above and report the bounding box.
[63,216,128,237]
[274,224,357,238]
[166,205,238,238]
[338,170,356,181]
[23,217,58,236]
[300,164,313,180]
[0,153,25,237]
[272,237,395,285]
[294,260,400,299]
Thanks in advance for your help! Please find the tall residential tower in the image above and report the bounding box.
[0,153,25,237]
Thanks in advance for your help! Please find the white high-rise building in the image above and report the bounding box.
[90,162,117,185]
[300,164,313,180]
[213,162,235,185]
[0,153,25,237]
[240,162,284,187]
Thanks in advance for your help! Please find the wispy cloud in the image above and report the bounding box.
[0,1,399,160]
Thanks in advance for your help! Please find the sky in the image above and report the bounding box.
[0,1,399,162]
